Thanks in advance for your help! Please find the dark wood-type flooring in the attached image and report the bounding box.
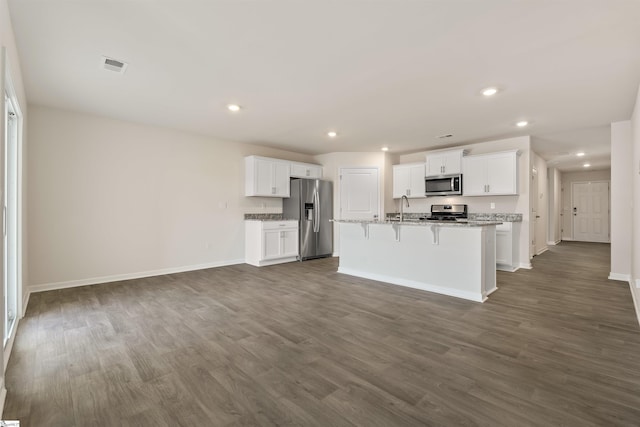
[3,241,640,426]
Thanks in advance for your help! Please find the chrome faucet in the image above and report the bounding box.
[400,195,410,222]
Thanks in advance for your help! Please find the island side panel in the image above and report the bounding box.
[337,222,491,302]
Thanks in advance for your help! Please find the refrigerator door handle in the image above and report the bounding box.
[314,191,320,233]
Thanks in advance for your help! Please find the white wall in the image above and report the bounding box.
[398,136,532,268]
[560,169,611,241]
[610,121,632,280]
[27,106,316,289]
[631,85,640,315]
[547,167,562,244]
[313,151,389,255]
[1,0,28,412]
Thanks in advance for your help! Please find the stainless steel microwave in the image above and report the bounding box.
[425,174,462,196]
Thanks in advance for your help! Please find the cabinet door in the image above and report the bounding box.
[496,231,511,265]
[442,150,462,174]
[408,164,426,197]
[281,229,299,257]
[425,154,445,176]
[263,229,282,259]
[486,152,517,195]
[291,163,322,179]
[254,158,275,196]
[273,162,291,197]
[461,156,487,196]
[392,165,411,198]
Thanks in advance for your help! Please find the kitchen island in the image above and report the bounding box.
[334,219,501,302]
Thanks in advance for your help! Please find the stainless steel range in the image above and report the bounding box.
[426,204,468,221]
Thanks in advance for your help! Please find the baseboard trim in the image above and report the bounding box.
[546,240,561,246]
[561,238,574,241]
[519,262,533,270]
[22,289,30,317]
[609,272,631,282]
[337,267,485,303]
[536,247,549,256]
[29,259,245,294]
[0,379,6,419]
[629,279,640,327]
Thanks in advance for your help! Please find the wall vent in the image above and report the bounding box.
[101,56,128,74]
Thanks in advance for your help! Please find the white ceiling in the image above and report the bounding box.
[8,0,640,171]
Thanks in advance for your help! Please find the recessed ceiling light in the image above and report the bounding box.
[576,152,585,157]
[327,131,338,138]
[516,121,529,127]
[583,163,591,168]
[381,147,389,152]
[227,104,241,112]
[482,87,498,97]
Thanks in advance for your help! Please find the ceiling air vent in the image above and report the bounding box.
[101,56,128,74]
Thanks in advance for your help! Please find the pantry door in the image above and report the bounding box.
[339,168,379,220]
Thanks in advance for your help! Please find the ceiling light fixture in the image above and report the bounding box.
[516,121,529,127]
[227,104,241,112]
[381,147,389,152]
[327,131,338,138]
[583,163,591,168]
[576,152,585,157]
[482,87,498,97]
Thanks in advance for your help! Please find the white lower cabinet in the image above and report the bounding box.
[245,220,299,266]
[496,222,520,272]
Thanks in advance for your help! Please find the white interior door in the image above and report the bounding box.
[572,181,609,243]
[530,167,538,257]
[339,168,379,220]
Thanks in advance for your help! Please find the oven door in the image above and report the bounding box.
[425,174,462,196]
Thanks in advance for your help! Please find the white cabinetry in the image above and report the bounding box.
[462,150,519,196]
[392,163,426,198]
[245,220,299,266]
[425,149,464,176]
[496,222,520,272]
[245,156,291,197]
[290,161,323,179]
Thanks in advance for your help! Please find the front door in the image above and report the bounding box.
[339,168,379,220]
[572,181,609,242]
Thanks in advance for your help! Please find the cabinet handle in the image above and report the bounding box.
[487,184,490,193]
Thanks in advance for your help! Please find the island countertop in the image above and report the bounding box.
[332,219,502,227]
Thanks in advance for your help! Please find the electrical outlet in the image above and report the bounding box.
[490,202,495,209]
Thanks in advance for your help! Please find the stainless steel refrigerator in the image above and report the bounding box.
[283,179,333,260]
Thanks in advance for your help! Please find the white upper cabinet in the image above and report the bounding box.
[290,161,323,179]
[392,163,426,198]
[245,156,291,197]
[425,149,465,176]
[462,150,519,196]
